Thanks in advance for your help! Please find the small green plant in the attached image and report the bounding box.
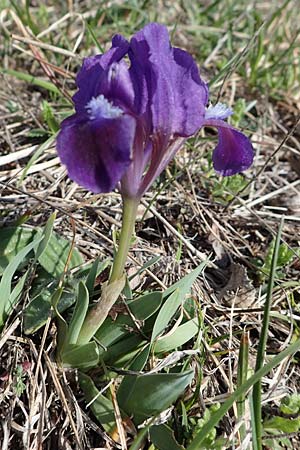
[187,405,226,449]
[263,394,300,449]
[13,364,29,396]
[260,240,296,281]
[41,100,59,134]
[212,174,249,204]
[280,393,300,415]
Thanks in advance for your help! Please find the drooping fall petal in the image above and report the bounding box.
[204,118,254,176]
[57,110,136,193]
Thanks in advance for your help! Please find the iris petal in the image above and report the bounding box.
[57,113,136,193]
[129,23,208,137]
[73,36,131,114]
[204,119,254,176]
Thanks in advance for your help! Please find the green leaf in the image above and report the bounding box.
[236,331,249,443]
[186,336,300,450]
[61,342,99,370]
[128,291,163,320]
[103,334,146,366]
[151,289,181,342]
[128,423,153,450]
[18,135,56,185]
[149,424,185,450]
[24,258,110,335]
[23,281,75,334]
[128,255,161,282]
[117,345,150,408]
[151,263,205,343]
[264,416,300,434]
[0,234,42,327]
[65,281,89,346]
[4,270,29,319]
[51,287,68,355]
[37,232,83,277]
[34,213,56,261]
[85,258,110,295]
[162,262,207,299]
[85,20,104,52]
[261,238,294,279]
[118,369,194,424]
[1,68,62,95]
[95,315,136,349]
[252,218,284,449]
[41,100,59,133]
[0,227,36,274]
[154,319,199,353]
[263,437,292,450]
[280,393,300,415]
[0,217,56,328]
[78,373,116,433]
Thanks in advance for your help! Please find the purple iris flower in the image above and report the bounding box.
[57,23,254,198]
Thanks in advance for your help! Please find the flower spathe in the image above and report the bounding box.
[57,23,254,198]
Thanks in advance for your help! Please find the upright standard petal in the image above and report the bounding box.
[73,35,131,114]
[204,118,254,176]
[129,23,208,137]
[57,111,136,193]
[76,34,129,87]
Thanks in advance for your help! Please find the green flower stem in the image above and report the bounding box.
[109,196,139,283]
[77,196,139,345]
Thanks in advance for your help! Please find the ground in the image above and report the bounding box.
[0,1,300,449]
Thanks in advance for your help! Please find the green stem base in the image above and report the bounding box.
[77,196,139,345]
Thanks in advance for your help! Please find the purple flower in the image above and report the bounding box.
[57,23,254,198]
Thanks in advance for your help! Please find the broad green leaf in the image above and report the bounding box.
[65,282,89,345]
[61,342,99,370]
[103,334,146,366]
[119,369,194,424]
[0,227,36,274]
[24,260,111,335]
[0,234,42,326]
[78,373,116,433]
[123,276,133,300]
[117,345,150,407]
[149,424,185,450]
[154,319,199,353]
[23,281,75,334]
[151,289,181,342]
[37,232,83,277]
[95,315,136,349]
[151,263,206,342]
[128,292,163,320]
